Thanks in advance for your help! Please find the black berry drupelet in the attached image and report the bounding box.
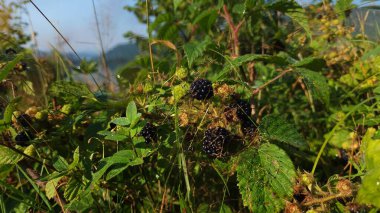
[230,99,251,121]
[241,119,256,136]
[189,79,213,100]
[203,127,230,157]
[15,131,33,146]
[17,114,32,128]
[139,123,157,144]
[236,99,251,120]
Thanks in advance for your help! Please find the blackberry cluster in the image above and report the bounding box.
[241,120,256,136]
[139,123,157,144]
[231,99,251,121]
[15,131,33,146]
[202,127,230,157]
[189,79,213,100]
[17,114,32,128]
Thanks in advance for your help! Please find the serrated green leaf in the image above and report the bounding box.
[335,0,355,20]
[0,101,16,131]
[297,68,330,105]
[232,3,246,14]
[183,39,211,67]
[126,101,140,128]
[0,53,24,81]
[111,117,131,126]
[0,146,23,165]
[293,57,326,71]
[98,130,128,141]
[285,7,311,40]
[106,158,144,180]
[49,81,94,102]
[361,128,380,171]
[259,115,307,150]
[91,150,142,184]
[53,156,69,171]
[219,54,288,80]
[193,9,218,31]
[64,177,83,201]
[268,0,311,39]
[105,133,128,141]
[66,191,93,211]
[149,13,172,33]
[173,0,181,10]
[357,169,380,207]
[357,127,380,208]
[328,129,353,149]
[45,177,62,200]
[68,147,80,170]
[237,144,296,212]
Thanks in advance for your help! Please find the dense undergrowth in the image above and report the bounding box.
[1,0,380,212]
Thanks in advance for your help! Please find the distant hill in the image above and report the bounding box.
[44,42,139,70]
[104,42,139,70]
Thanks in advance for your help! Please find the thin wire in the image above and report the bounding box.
[28,0,103,93]
[28,0,81,61]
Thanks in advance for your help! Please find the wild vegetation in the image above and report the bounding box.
[1,0,380,212]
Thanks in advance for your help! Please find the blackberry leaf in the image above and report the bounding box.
[259,115,307,150]
[237,143,296,212]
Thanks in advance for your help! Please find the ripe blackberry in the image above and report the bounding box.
[15,131,31,146]
[17,114,32,128]
[5,48,16,55]
[138,123,157,143]
[231,99,251,121]
[189,79,213,100]
[241,119,256,136]
[203,127,230,157]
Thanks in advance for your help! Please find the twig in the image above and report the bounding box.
[253,69,292,95]
[221,5,244,57]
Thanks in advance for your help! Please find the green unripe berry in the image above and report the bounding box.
[60,104,72,115]
[172,83,190,102]
[35,110,48,121]
[23,144,36,157]
[144,83,154,93]
[175,67,188,79]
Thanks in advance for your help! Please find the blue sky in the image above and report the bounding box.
[14,0,146,52]
[7,0,372,53]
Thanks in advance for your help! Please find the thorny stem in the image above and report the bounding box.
[302,193,350,206]
[253,69,292,95]
[221,5,247,81]
[221,5,244,57]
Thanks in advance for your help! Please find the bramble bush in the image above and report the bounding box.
[1,0,380,212]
